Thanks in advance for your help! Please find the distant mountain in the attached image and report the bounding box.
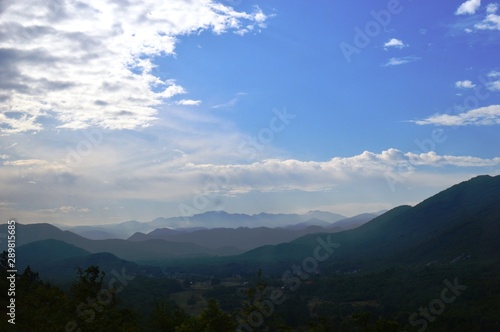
[285,213,376,231]
[284,218,332,230]
[58,210,347,239]
[239,175,500,267]
[128,225,344,251]
[301,210,346,223]
[326,213,377,230]
[17,239,90,263]
[7,175,500,283]
[147,210,346,231]
[372,209,388,216]
[57,220,153,240]
[0,223,242,262]
[16,239,144,281]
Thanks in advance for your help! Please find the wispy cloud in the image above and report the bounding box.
[413,105,500,126]
[474,3,500,30]
[456,2,500,32]
[37,206,90,214]
[0,1,269,134]
[455,0,481,15]
[182,149,500,193]
[2,139,498,224]
[455,80,476,88]
[486,70,500,91]
[384,38,407,50]
[382,56,420,67]
[211,92,247,109]
[176,99,202,106]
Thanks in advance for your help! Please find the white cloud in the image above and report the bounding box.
[211,92,247,109]
[176,99,202,106]
[455,80,476,88]
[474,3,500,30]
[384,38,407,49]
[172,149,500,194]
[487,70,500,91]
[3,158,66,171]
[161,82,187,99]
[0,1,269,134]
[2,139,498,224]
[37,205,90,214]
[0,201,16,210]
[382,56,420,67]
[487,3,499,13]
[460,2,500,32]
[455,0,481,15]
[413,105,500,126]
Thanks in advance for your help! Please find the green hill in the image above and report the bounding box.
[18,238,90,263]
[239,175,500,268]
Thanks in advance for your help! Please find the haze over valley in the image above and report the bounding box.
[1,0,499,330]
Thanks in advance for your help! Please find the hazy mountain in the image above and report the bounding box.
[11,174,499,270]
[0,223,242,262]
[56,220,153,240]
[58,210,347,239]
[128,225,344,251]
[16,239,143,281]
[239,175,500,266]
[326,213,377,230]
[300,210,346,223]
[17,239,90,263]
[283,218,332,230]
[284,213,376,231]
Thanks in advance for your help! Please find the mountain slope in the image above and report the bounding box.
[326,213,376,230]
[16,239,143,281]
[59,210,346,239]
[240,175,500,266]
[0,223,242,261]
[128,225,343,251]
[17,239,90,263]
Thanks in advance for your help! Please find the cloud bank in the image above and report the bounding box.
[414,105,500,126]
[455,0,481,15]
[0,0,269,133]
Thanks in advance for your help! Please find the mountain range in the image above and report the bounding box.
[2,174,499,283]
[240,174,500,268]
[55,210,352,239]
[1,210,376,269]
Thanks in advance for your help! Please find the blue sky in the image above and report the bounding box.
[1,0,499,226]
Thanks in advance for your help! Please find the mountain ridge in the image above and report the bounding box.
[238,175,500,267]
[56,210,349,239]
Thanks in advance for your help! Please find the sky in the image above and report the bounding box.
[0,0,499,226]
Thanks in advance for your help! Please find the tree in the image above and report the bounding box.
[67,265,140,332]
[150,301,191,332]
[187,294,197,308]
[352,312,372,332]
[198,298,236,331]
